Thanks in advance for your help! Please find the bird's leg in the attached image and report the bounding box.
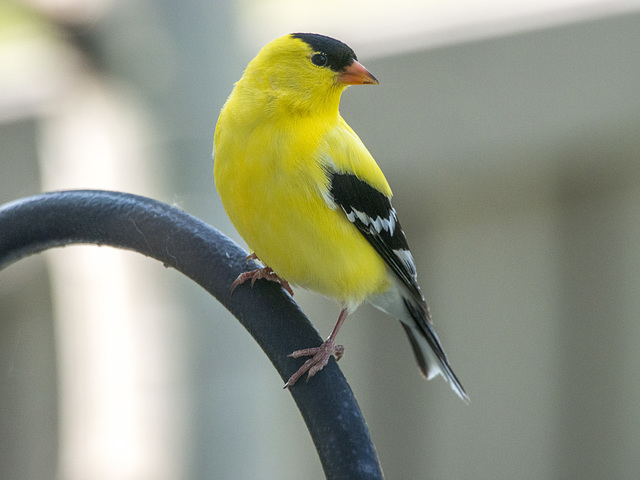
[230,253,294,296]
[284,307,348,388]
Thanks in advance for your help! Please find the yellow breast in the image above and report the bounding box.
[214,111,390,305]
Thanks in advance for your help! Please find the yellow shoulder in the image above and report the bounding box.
[325,117,392,197]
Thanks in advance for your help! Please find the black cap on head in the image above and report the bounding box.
[291,33,357,72]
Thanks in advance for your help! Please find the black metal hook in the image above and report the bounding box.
[0,189,384,480]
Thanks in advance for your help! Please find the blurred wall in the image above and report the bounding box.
[1,2,640,479]
[1,120,58,479]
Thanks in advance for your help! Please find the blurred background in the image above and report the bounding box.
[2,0,640,478]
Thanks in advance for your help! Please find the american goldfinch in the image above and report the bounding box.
[214,33,468,401]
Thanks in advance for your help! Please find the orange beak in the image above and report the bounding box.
[337,60,379,85]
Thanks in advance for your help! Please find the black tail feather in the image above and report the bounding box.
[402,299,469,402]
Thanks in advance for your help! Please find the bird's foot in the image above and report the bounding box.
[284,340,345,388]
[230,254,294,296]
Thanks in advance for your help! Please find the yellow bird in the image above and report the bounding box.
[214,33,468,401]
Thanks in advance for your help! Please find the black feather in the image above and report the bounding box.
[404,299,468,400]
[328,172,423,305]
[329,171,468,401]
[291,33,357,72]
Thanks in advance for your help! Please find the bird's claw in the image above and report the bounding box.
[284,340,344,388]
[230,255,294,296]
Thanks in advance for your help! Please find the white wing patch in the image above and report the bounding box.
[349,208,398,236]
[393,247,417,280]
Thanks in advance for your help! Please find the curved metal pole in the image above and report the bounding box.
[0,190,384,480]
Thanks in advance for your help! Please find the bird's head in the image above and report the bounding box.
[239,33,378,116]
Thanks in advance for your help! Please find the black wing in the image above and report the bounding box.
[328,172,424,306]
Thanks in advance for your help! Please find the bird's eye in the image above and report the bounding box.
[311,53,328,67]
